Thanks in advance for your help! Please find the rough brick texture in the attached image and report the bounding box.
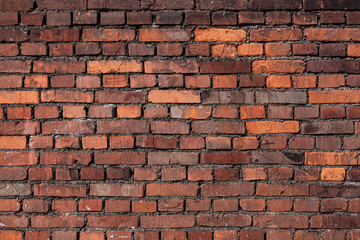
[0,0,359,238]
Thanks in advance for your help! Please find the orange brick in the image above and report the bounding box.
[82,136,107,149]
[211,44,237,57]
[170,106,211,119]
[251,28,302,41]
[321,168,346,181]
[0,136,26,149]
[243,168,266,181]
[246,121,299,134]
[240,106,265,119]
[310,88,349,104]
[305,152,357,165]
[0,91,39,104]
[148,90,200,103]
[63,106,86,118]
[194,28,246,42]
[25,75,48,88]
[213,75,237,88]
[87,60,142,74]
[117,105,141,118]
[267,75,291,88]
[348,44,360,57]
[238,43,263,56]
[214,230,237,240]
[109,136,134,149]
[188,168,212,181]
[253,60,305,73]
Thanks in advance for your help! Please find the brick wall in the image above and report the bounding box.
[0,0,360,239]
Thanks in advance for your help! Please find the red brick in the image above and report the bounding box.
[0,231,22,240]
[31,216,83,228]
[21,13,43,26]
[240,199,266,211]
[80,231,104,240]
[23,199,48,213]
[243,168,266,181]
[52,231,77,240]
[7,106,31,119]
[31,29,80,42]
[73,11,97,25]
[185,75,210,88]
[0,44,18,56]
[215,169,240,181]
[158,198,184,212]
[197,213,251,227]
[185,44,210,56]
[83,29,135,41]
[147,183,198,196]
[49,44,73,56]
[47,12,71,26]
[102,43,126,56]
[162,167,186,181]
[254,215,308,229]
[141,215,195,228]
[35,184,86,197]
[268,199,292,212]
[63,106,86,118]
[132,201,156,213]
[127,12,152,24]
[90,183,143,197]
[157,43,183,56]
[250,28,302,41]
[29,168,52,181]
[140,29,191,42]
[55,136,80,149]
[95,152,146,165]
[25,231,50,240]
[79,199,102,212]
[105,200,131,213]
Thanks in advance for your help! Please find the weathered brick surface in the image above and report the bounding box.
[0,0,358,237]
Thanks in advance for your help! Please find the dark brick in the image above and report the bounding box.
[88,0,138,9]
[141,0,194,10]
[348,169,360,181]
[0,0,33,11]
[250,0,302,10]
[155,11,183,25]
[197,0,247,10]
[320,11,345,24]
[320,43,346,57]
[266,11,291,24]
[212,12,237,25]
[185,12,210,25]
[127,12,152,25]
[347,12,360,24]
[75,43,100,55]
[252,151,304,165]
[301,121,353,134]
[73,11,97,25]
[37,0,86,10]
[304,0,360,10]
[307,60,360,74]
[100,12,125,25]
[200,61,251,73]
[238,12,264,24]
[102,43,126,56]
